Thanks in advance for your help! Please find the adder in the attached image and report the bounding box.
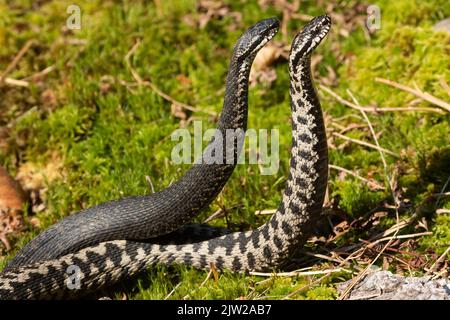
[4,18,280,270]
[0,14,331,299]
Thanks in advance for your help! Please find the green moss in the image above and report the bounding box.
[420,212,450,255]
[1,0,449,300]
[332,181,385,216]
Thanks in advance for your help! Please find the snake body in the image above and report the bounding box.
[0,15,331,299]
[4,18,280,270]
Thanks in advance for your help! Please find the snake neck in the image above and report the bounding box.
[279,56,328,244]
[237,56,328,269]
[217,56,253,131]
[203,54,255,166]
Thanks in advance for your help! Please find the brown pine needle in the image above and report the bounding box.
[320,84,444,114]
[426,246,450,275]
[2,65,56,88]
[338,90,402,300]
[164,283,181,300]
[282,269,347,300]
[329,164,385,190]
[203,208,226,223]
[431,268,449,281]
[199,269,213,288]
[375,77,450,113]
[370,213,418,240]
[304,251,346,264]
[432,192,450,197]
[254,209,277,215]
[23,65,56,81]
[250,268,350,278]
[291,13,314,22]
[2,78,29,87]
[363,231,432,248]
[203,204,242,223]
[438,77,450,98]
[210,262,219,283]
[145,175,155,193]
[332,132,399,157]
[0,40,34,83]
[124,40,216,116]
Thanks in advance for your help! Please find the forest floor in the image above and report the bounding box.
[0,0,449,299]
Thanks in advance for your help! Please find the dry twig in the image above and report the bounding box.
[124,40,216,116]
[0,40,34,83]
[203,204,242,223]
[2,78,29,87]
[375,77,450,113]
[338,90,402,300]
[250,268,350,278]
[426,246,450,275]
[332,132,399,157]
[364,232,432,248]
[329,164,385,190]
[254,209,277,215]
[320,84,444,114]
[164,282,181,300]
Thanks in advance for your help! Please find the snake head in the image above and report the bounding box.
[234,17,279,61]
[290,14,331,64]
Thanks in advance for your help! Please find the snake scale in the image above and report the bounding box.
[4,18,280,270]
[0,14,331,299]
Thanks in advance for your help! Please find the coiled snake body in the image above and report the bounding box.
[5,18,280,270]
[0,15,331,299]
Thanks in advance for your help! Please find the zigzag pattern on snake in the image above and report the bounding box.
[4,18,280,270]
[0,14,331,299]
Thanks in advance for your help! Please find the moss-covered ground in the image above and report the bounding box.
[0,0,448,299]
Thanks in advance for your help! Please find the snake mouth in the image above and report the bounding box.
[290,14,331,63]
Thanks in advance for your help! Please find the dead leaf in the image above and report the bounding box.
[176,74,192,86]
[382,256,390,270]
[249,43,286,86]
[100,75,115,95]
[333,220,350,237]
[41,89,57,107]
[0,166,27,251]
[252,45,282,71]
[0,166,27,212]
[0,127,10,153]
[170,103,187,121]
[17,152,64,190]
[184,0,242,30]
[16,151,65,214]
[210,262,219,283]
[29,216,41,228]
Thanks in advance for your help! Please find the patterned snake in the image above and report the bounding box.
[0,15,331,299]
[4,18,280,270]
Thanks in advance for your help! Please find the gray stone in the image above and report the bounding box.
[337,270,450,300]
[433,18,450,34]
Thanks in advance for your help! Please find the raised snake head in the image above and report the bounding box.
[290,14,331,64]
[234,17,279,61]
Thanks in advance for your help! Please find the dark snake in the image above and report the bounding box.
[4,18,280,270]
[0,14,331,299]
